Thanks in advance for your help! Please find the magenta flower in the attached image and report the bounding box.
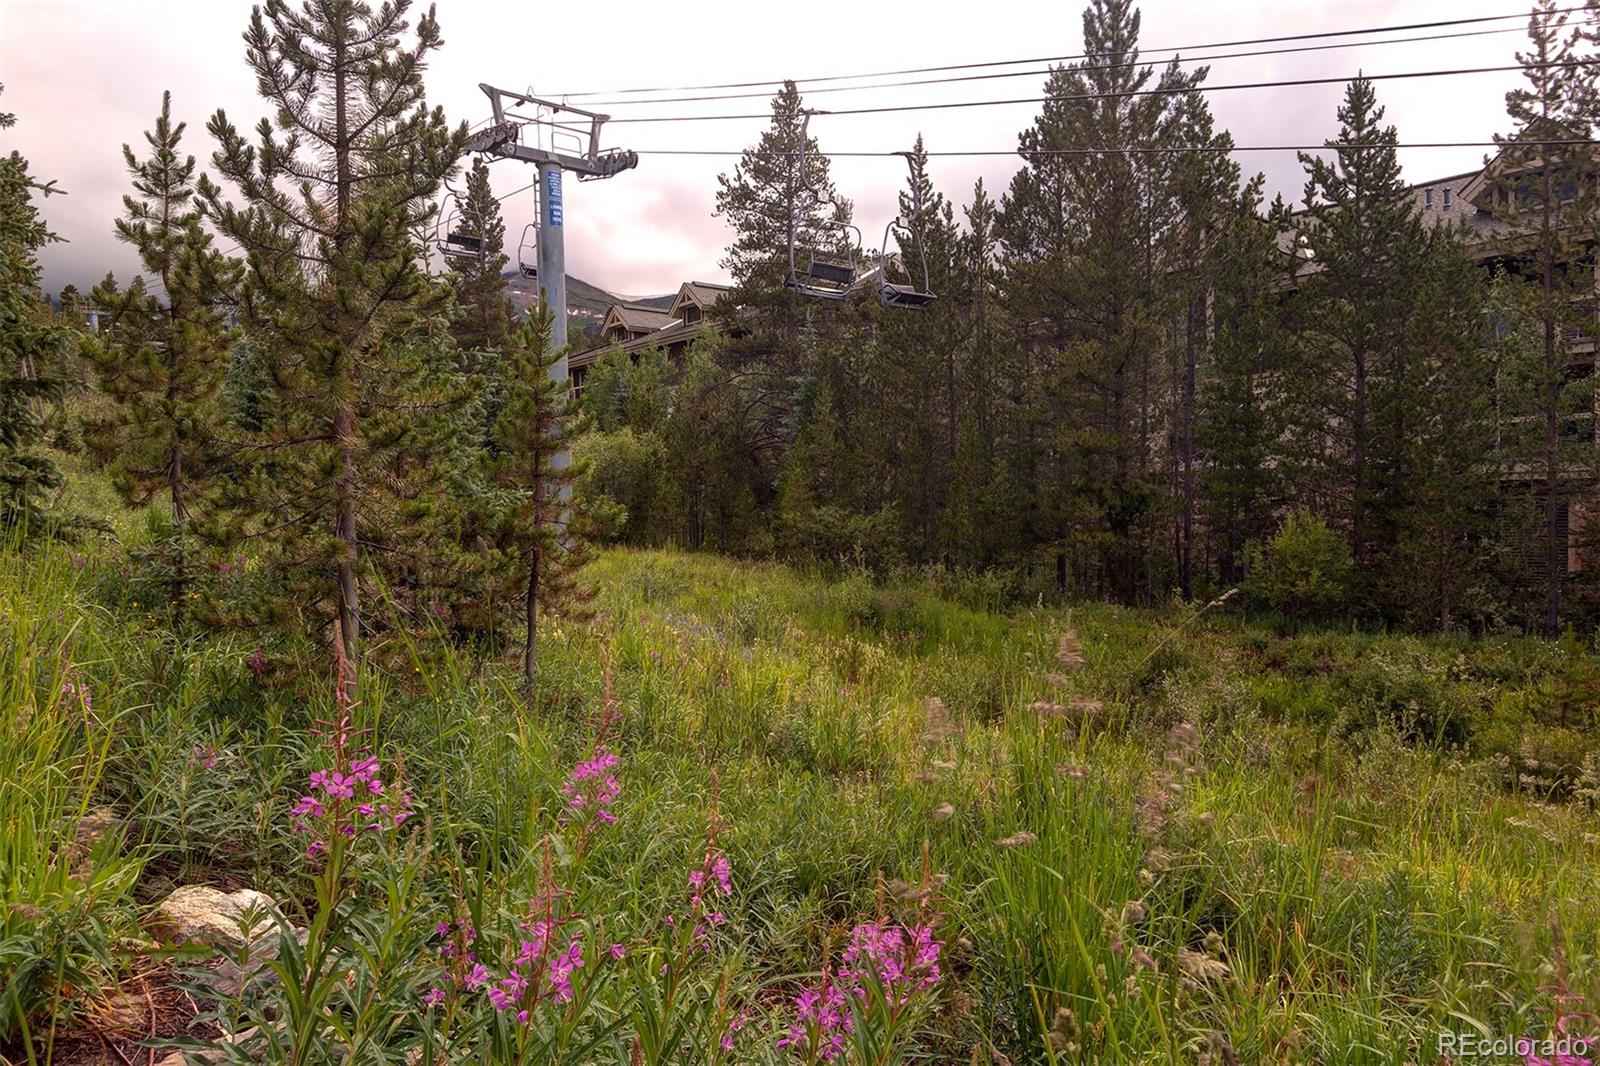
[288,737,412,860]
[561,748,621,827]
[777,980,854,1061]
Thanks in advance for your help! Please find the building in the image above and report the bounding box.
[569,281,732,393]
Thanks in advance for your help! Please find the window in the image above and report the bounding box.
[1443,187,1453,210]
[1425,187,1433,209]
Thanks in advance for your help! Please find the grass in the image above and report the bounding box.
[4,537,1600,1063]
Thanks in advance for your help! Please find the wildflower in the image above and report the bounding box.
[562,748,622,826]
[1056,631,1084,670]
[721,1009,749,1052]
[1177,947,1231,986]
[422,987,446,1007]
[776,979,854,1061]
[931,802,955,822]
[839,921,942,1004]
[288,705,413,861]
[609,942,626,961]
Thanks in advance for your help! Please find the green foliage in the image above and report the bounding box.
[0,87,76,535]
[82,92,241,625]
[485,309,593,683]
[200,0,470,665]
[1248,510,1354,620]
[9,535,1600,1060]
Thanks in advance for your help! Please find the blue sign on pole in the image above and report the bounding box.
[546,169,564,229]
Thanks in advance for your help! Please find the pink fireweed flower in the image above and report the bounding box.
[561,748,621,827]
[838,922,943,1006]
[777,979,854,1062]
[422,987,446,1007]
[288,725,412,860]
[722,1009,749,1053]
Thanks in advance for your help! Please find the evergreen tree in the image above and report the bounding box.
[1385,222,1496,628]
[1164,84,1239,599]
[200,0,468,682]
[997,0,1203,601]
[1292,76,1428,608]
[1196,181,1293,588]
[941,180,1013,570]
[868,136,966,562]
[489,309,590,686]
[448,156,515,355]
[1491,0,1600,635]
[0,86,75,535]
[715,80,849,340]
[83,92,240,623]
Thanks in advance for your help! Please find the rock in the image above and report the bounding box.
[98,990,145,1032]
[150,886,286,951]
[151,1027,260,1066]
[68,805,121,878]
[150,886,305,1000]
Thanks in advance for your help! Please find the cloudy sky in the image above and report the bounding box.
[0,0,1556,299]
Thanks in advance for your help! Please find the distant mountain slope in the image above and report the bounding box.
[502,271,674,322]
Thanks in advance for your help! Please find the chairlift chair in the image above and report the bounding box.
[517,223,539,279]
[875,151,937,310]
[783,110,866,301]
[788,216,866,301]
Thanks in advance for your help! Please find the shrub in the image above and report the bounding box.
[1247,511,1353,620]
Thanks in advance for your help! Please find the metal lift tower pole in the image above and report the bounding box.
[537,163,568,354]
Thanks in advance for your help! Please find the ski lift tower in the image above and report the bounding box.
[467,83,639,358]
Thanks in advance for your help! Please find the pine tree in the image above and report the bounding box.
[1292,76,1428,607]
[1491,0,1600,635]
[448,156,515,355]
[1196,182,1293,588]
[997,0,1202,601]
[868,136,965,562]
[490,309,590,686]
[1384,222,1496,628]
[715,80,849,334]
[1165,84,1239,599]
[200,1,467,683]
[0,86,76,535]
[83,92,240,623]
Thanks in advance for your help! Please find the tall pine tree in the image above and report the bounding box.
[84,92,240,623]
[201,0,467,683]
[1291,76,1428,609]
[490,309,590,686]
[1491,0,1600,635]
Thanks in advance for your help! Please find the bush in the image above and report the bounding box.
[1248,511,1353,620]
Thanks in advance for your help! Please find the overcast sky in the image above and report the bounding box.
[0,0,1552,298]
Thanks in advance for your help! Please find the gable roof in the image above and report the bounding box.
[602,303,677,336]
[668,280,732,319]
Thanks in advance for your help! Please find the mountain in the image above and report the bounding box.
[502,271,675,322]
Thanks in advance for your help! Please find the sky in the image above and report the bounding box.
[0,0,1557,299]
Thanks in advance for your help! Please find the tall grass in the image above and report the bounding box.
[5,542,1600,1062]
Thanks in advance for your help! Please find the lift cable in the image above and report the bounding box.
[575,20,1598,109]
[602,61,1594,125]
[546,5,1590,99]
[625,139,1596,158]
